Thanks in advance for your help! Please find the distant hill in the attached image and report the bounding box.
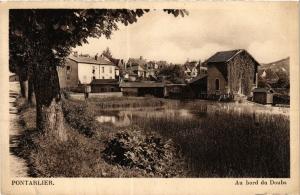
[260,57,290,75]
[257,57,290,95]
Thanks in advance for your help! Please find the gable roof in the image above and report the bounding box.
[69,55,114,65]
[184,61,199,71]
[120,81,165,88]
[252,88,274,93]
[90,79,119,85]
[188,74,208,84]
[127,58,147,67]
[205,49,260,81]
[206,49,243,63]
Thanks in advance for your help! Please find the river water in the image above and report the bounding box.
[96,100,289,127]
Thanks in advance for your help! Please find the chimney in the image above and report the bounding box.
[74,51,78,57]
[95,53,98,60]
[140,56,143,60]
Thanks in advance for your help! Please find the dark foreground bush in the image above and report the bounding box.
[102,130,186,177]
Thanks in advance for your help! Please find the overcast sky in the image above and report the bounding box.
[75,6,292,64]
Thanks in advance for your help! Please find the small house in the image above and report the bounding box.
[188,74,208,99]
[205,49,259,98]
[252,88,274,104]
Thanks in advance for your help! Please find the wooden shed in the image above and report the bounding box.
[119,81,165,97]
[90,79,120,93]
[252,88,274,104]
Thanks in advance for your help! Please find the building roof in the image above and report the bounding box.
[188,74,208,84]
[206,49,243,63]
[206,49,260,65]
[252,88,274,93]
[184,61,199,71]
[127,57,147,67]
[90,79,119,85]
[69,55,114,65]
[119,81,165,88]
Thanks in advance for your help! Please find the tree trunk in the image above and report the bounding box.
[32,63,67,141]
[16,66,28,99]
[19,80,28,98]
[27,76,35,104]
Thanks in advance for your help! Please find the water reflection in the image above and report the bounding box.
[96,100,289,127]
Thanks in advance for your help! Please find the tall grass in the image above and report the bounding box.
[134,112,290,178]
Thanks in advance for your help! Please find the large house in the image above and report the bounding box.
[189,49,259,99]
[58,53,119,92]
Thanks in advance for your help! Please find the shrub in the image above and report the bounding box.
[62,100,96,137]
[102,130,185,177]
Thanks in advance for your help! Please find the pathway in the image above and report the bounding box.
[9,82,29,177]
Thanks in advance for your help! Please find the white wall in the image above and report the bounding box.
[78,63,116,84]
[78,63,93,84]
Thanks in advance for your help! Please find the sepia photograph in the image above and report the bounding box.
[1,1,299,194]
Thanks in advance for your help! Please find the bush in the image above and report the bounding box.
[62,100,96,137]
[102,130,185,177]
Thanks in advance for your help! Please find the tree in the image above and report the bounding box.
[158,64,185,84]
[9,9,187,140]
[102,47,113,60]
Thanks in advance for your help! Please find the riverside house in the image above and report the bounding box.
[58,53,119,92]
[189,49,259,99]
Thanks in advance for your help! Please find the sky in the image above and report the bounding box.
[74,5,292,64]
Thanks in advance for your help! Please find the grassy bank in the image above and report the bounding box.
[15,95,289,177]
[134,112,290,177]
[14,98,186,177]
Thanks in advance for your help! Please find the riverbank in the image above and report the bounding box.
[14,95,290,177]
[14,97,187,177]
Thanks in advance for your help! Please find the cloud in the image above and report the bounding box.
[75,6,292,64]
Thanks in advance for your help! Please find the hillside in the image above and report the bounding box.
[259,57,290,75]
[257,57,290,95]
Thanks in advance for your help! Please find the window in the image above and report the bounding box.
[66,66,71,71]
[109,67,112,73]
[215,79,220,91]
[102,67,104,73]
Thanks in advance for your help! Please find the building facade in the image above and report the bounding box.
[58,54,118,90]
[206,49,259,97]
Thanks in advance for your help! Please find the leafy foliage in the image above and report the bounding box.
[101,47,113,60]
[62,100,96,137]
[158,64,185,83]
[102,130,185,177]
[10,9,187,74]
